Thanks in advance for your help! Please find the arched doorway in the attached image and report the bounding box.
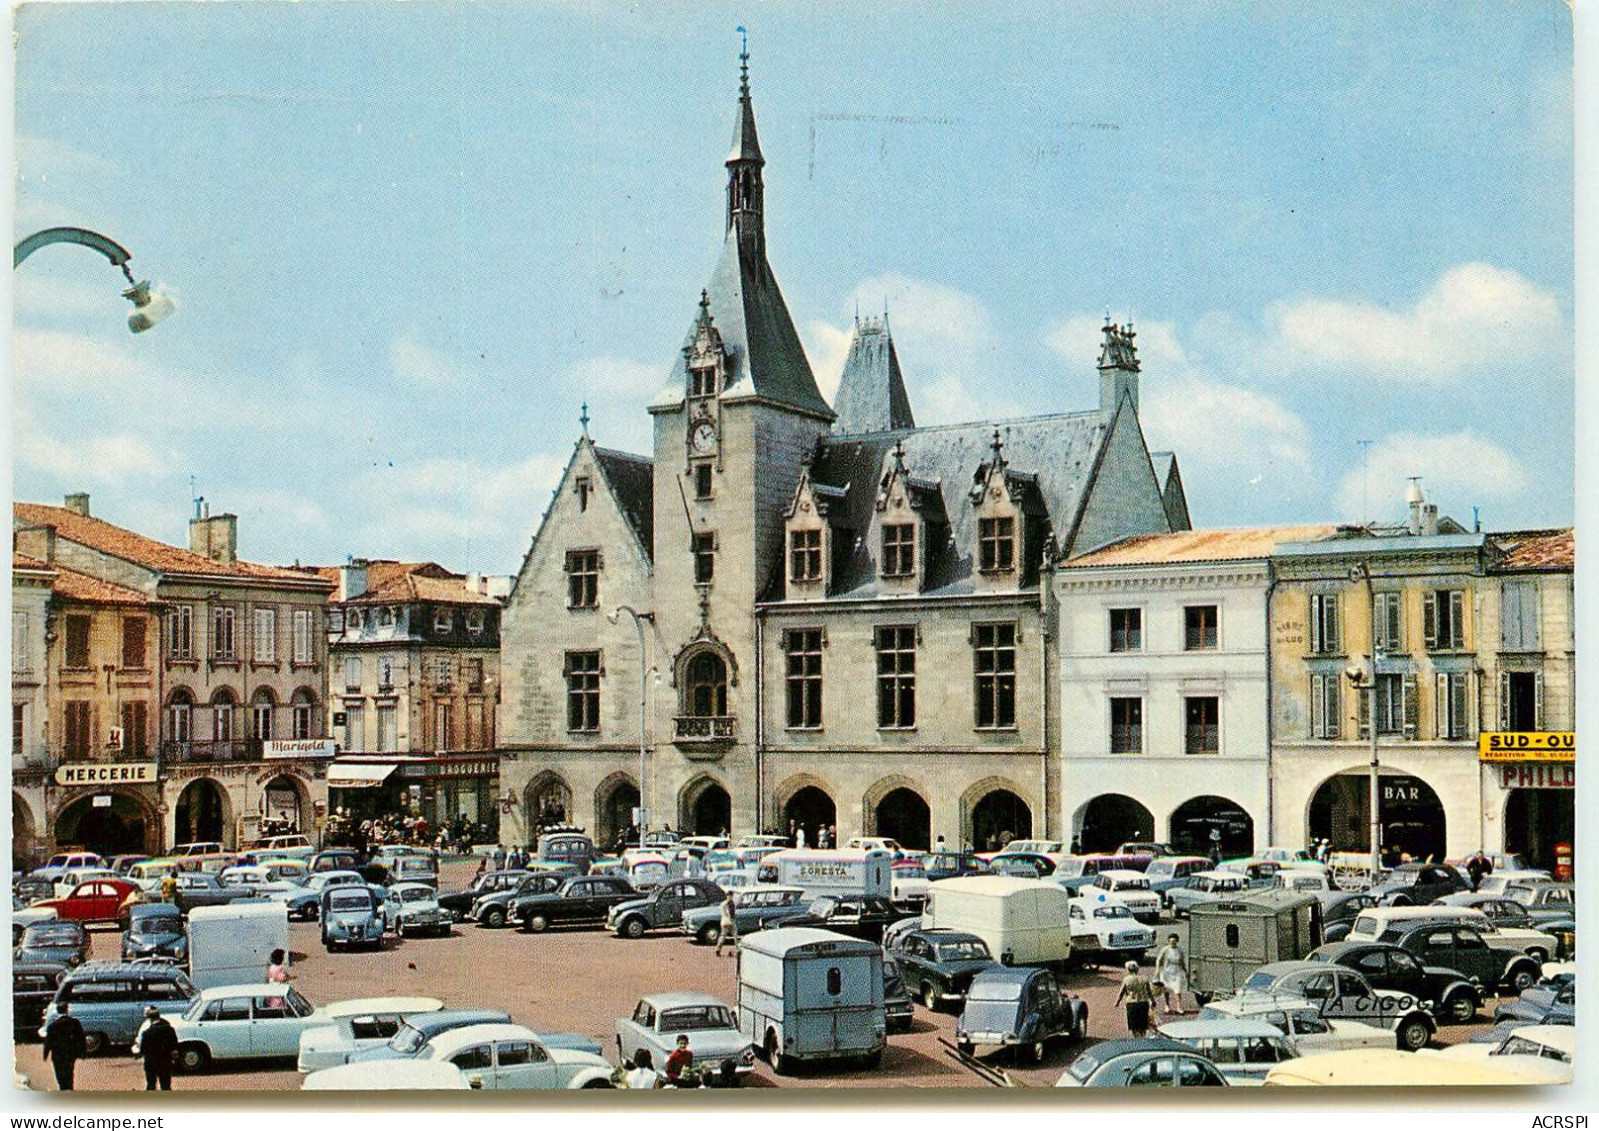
[261,774,309,835]
[1503,787,1574,872]
[1169,796,1255,859]
[780,784,836,845]
[174,778,232,847]
[595,773,639,849]
[1076,794,1155,853]
[524,772,573,833]
[14,792,40,870]
[681,777,731,836]
[968,787,1033,853]
[54,790,155,857]
[1308,770,1447,863]
[875,787,931,850]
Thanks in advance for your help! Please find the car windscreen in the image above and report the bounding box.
[807,897,838,916]
[659,1005,735,1031]
[1093,905,1133,920]
[397,889,432,904]
[27,925,83,944]
[330,893,373,912]
[390,1023,427,1053]
[134,917,183,935]
[894,865,926,879]
[936,940,990,961]
[968,980,1023,1002]
[1242,971,1276,993]
[1067,1053,1101,1082]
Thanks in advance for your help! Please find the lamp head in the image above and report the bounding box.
[124,280,175,333]
[1345,665,1367,686]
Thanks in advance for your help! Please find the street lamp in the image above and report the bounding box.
[1345,561,1383,878]
[14,226,176,333]
[607,605,655,836]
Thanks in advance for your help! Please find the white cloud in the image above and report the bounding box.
[1335,431,1530,522]
[390,332,466,387]
[14,424,168,485]
[1264,263,1562,379]
[801,320,853,402]
[1143,376,1312,473]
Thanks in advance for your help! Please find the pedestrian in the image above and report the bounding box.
[132,1005,177,1091]
[161,872,180,904]
[1208,827,1222,863]
[42,1001,87,1091]
[1114,961,1155,1037]
[828,825,838,849]
[816,825,830,849]
[713,891,739,957]
[664,1034,694,1084]
[795,825,807,849]
[624,1048,661,1089]
[935,834,947,853]
[1069,836,1083,856]
[492,844,506,871]
[475,856,487,878]
[267,948,294,983]
[1154,933,1189,1015]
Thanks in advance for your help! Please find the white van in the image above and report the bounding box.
[1346,905,1557,958]
[764,849,893,901]
[187,902,291,989]
[923,875,1072,968]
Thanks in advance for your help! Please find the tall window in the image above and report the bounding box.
[376,704,397,752]
[12,612,29,674]
[979,517,1015,573]
[785,629,823,729]
[292,609,314,663]
[213,605,236,660]
[1500,579,1540,651]
[213,692,236,742]
[1365,673,1411,736]
[121,702,149,757]
[881,525,915,578]
[1110,697,1143,753]
[684,652,728,717]
[1309,673,1341,739]
[253,607,277,663]
[694,463,714,499]
[1184,696,1220,754]
[65,615,91,669]
[1435,672,1469,740]
[690,365,716,397]
[1184,605,1219,651]
[166,692,193,745]
[565,651,601,732]
[575,475,591,511]
[1309,593,1341,654]
[122,617,148,669]
[344,656,362,692]
[566,550,600,608]
[876,626,917,729]
[167,604,194,660]
[1372,592,1404,652]
[64,701,92,758]
[694,533,716,584]
[974,623,1017,728]
[465,657,485,693]
[433,656,453,691]
[13,704,24,753]
[291,692,315,740]
[1109,608,1142,653]
[1425,591,1466,650]
[434,702,453,749]
[790,529,822,582]
[251,692,275,741]
[344,704,364,751]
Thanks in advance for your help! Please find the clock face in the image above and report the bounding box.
[691,421,716,453]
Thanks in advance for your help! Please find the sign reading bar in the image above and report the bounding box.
[1497,762,1575,790]
[263,739,338,759]
[55,762,158,786]
[1478,732,1575,762]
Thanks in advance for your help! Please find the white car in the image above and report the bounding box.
[890,861,930,907]
[297,999,447,1072]
[845,836,905,857]
[1475,869,1551,897]
[1429,1024,1574,1084]
[54,867,119,900]
[1199,998,1396,1055]
[168,987,440,1072]
[303,1060,471,1090]
[1068,896,1156,961]
[416,1023,615,1089]
[383,882,452,937]
[1083,871,1161,922]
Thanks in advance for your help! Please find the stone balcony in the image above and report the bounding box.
[673,715,735,758]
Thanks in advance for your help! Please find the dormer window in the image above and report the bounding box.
[790,529,822,582]
[882,524,915,578]
[434,609,453,635]
[979,517,1015,573]
[467,609,486,635]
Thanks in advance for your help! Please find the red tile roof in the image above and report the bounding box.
[50,564,152,606]
[302,560,502,606]
[1064,525,1339,567]
[1492,529,1574,571]
[14,502,320,584]
[13,552,51,572]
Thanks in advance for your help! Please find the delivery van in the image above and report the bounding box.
[760,849,893,901]
[737,927,886,1074]
[922,875,1073,969]
[187,902,290,989]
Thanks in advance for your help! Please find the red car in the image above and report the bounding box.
[36,878,140,925]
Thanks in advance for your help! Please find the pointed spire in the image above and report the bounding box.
[726,33,765,259]
[990,428,1006,468]
[726,32,765,169]
[833,314,916,434]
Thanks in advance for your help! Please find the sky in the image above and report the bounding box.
[9,0,1576,575]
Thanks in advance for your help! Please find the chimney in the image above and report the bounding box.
[1422,503,1439,537]
[1405,478,1426,536]
[341,559,370,600]
[189,512,238,565]
[64,493,90,517]
[466,571,483,595]
[15,524,57,564]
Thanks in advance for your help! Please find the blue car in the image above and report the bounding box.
[954,966,1087,1065]
[321,884,386,951]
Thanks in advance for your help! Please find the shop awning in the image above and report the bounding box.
[327,763,399,789]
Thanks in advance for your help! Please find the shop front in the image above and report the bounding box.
[327,754,499,838]
[1481,732,1575,872]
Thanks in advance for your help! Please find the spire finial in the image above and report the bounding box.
[737,26,749,93]
[579,402,590,437]
[892,438,907,473]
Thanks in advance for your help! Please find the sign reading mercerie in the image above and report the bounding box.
[55,762,158,786]
[1478,732,1575,762]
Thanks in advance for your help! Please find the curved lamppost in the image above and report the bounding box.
[608,605,656,836]
[14,226,175,333]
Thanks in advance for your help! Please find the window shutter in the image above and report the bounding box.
[1357,687,1371,740]
[1389,595,1404,652]
[1325,676,1340,739]
[1452,674,1469,740]
[1501,581,1522,650]
[1498,671,1511,731]
[1423,593,1438,650]
[1310,674,1324,738]
[1534,670,1545,730]
[1450,591,1465,649]
[1435,673,1448,740]
[1309,598,1322,654]
[1327,596,1340,653]
[1402,674,1419,738]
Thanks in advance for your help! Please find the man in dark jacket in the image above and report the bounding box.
[133,1005,178,1090]
[42,1001,87,1091]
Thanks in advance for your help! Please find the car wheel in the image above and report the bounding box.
[621,916,646,940]
[177,1043,211,1073]
[527,914,549,933]
[862,1050,882,1070]
[765,1031,790,1076]
[1508,965,1537,993]
[82,1031,107,1056]
[920,982,939,1011]
[1397,1018,1431,1051]
[581,1079,614,1089]
[697,923,720,946]
[1390,894,1412,906]
[1527,949,1548,965]
[956,1040,975,1058]
[482,907,506,930]
[1027,1039,1047,1065]
[1444,991,1477,1024]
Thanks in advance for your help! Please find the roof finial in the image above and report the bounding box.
[892,438,907,474]
[579,402,590,438]
[991,428,1005,463]
[737,26,749,94]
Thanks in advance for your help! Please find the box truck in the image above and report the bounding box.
[737,926,886,1074]
[758,849,893,901]
[923,875,1073,969]
[187,902,290,989]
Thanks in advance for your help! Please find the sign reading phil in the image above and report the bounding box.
[1478,732,1576,762]
[55,762,158,786]
[1498,762,1575,790]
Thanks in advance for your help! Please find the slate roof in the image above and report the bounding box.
[1063,525,1339,568]
[1490,529,1573,571]
[13,502,319,584]
[593,446,655,562]
[832,318,915,434]
[797,412,1110,598]
[1150,452,1176,492]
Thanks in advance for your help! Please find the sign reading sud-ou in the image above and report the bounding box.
[1479,732,1575,791]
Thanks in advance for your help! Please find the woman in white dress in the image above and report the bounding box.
[1154,933,1189,1015]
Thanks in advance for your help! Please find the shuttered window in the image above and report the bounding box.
[1435,672,1470,740]
[1423,590,1466,651]
[1310,674,1341,739]
[253,608,277,663]
[292,609,314,663]
[1500,580,1540,651]
[1309,594,1341,654]
[1372,593,1403,653]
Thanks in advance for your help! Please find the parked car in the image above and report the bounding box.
[171,842,225,859]
[296,998,446,1072]
[1083,871,1161,923]
[29,851,107,884]
[681,885,810,946]
[920,851,992,883]
[1199,997,1398,1055]
[890,860,931,906]
[169,871,262,915]
[1498,881,1575,925]
[437,869,531,921]
[535,830,596,876]
[1493,974,1576,1028]
[954,966,1087,1064]
[304,870,384,899]
[615,993,756,1084]
[768,894,909,943]
[1052,855,1150,894]
[15,920,89,967]
[1163,870,1250,916]
[388,855,440,888]
[844,836,905,858]
[1434,893,1542,930]
[52,867,121,900]
[1056,1037,1229,1087]
[1214,858,1292,888]
[347,1008,511,1063]
[383,882,452,938]
[168,987,422,1072]
[121,903,187,964]
[1114,842,1174,861]
[887,928,997,1011]
[1346,905,1557,962]
[1474,869,1552,897]
[986,839,1065,859]
[1263,1047,1556,1086]
[414,1022,615,1089]
[606,877,724,939]
[303,1060,471,1090]
[1368,863,1471,906]
[881,956,914,1034]
[1377,922,1544,994]
[1429,1024,1575,1083]
[1142,856,1212,895]
[310,850,386,885]
[321,885,387,951]
[1317,892,1380,943]
[109,854,151,876]
[41,962,200,1054]
[986,853,1062,879]
[219,866,320,920]
[515,874,639,932]
[32,878,139,926]
[1067,896,1156,964]
[13,962,68,1038]
[1154,1017,1299,1082]
[246,834,316,862]
[125,859,186,894]
[1307,940,1483,1023]
[1273,869,1333,896]
[470,872,565,929]
[1256,846,1321,868]
[1235,960,1435,1051]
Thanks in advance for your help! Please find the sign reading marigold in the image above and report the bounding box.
[1477,732,1576,762]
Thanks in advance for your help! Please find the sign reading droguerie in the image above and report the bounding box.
[55,762,158,786]
[263,739,338,759]
[1497,762,1575,790]
[1477,732,1576,762]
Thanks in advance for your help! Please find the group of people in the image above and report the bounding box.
[623,1035,737,1089]
[43,1004,177,1092]
[1113,934,1192,1039]
[482,844,537,872]
[788,820,838,850]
